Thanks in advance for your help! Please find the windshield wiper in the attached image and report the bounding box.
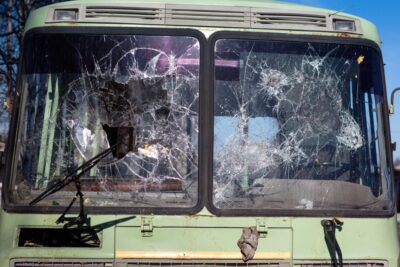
[29,143,119,226]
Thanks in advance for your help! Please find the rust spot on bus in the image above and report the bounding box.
[337,32,351,38]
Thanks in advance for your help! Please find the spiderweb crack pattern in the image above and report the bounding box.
[213,43,364,207]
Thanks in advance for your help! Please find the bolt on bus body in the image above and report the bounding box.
[0,0,399,266]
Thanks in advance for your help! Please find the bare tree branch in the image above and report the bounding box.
[0,0,66,133]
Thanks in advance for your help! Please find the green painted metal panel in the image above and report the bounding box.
[291,217,399,261]
[0,211,398,265]
[115,227,290,252]
[0,211,117,265]
[22,0,381,46]
[113,215,293,260]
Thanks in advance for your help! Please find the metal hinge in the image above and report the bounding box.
[141,217,153,237]
[256,219,268,238]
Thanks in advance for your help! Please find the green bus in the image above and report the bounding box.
[1,0,399,266]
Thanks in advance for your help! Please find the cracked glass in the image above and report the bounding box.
[12,33,200,208]
[213,38,391,211]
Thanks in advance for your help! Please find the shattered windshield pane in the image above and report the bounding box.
[213,39,391,211]
[13,34,200,208]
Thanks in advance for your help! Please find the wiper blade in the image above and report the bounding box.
[29,143,118,206]
[29,143,118,225]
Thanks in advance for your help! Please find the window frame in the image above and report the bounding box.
[206,31,395,217]
[2,26,207,216]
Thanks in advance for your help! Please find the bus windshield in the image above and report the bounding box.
[12,33,200,208]
[9,32,392,213]
[212,38,392,212]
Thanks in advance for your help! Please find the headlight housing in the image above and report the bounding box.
[333,19,356,32]
[53,9,78,21]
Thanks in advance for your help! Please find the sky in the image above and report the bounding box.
[284,0,400,160]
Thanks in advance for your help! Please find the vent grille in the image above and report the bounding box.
[84,5,164,24]
[46,4,362,33]
[166,5,250,28]
[124,260,284,266]
[11,259,387,267]
[11,259,113,267]
[294,261,386,267]
[11,259,287,267]
[252,10,327,30]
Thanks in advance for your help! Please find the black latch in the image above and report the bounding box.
[321,218,343,267]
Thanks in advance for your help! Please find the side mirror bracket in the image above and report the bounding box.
[389,87,400,115]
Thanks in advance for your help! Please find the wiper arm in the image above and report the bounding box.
[29,143,119,225]
[56,175,86,226]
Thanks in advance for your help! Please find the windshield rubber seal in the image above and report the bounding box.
[205,30,395,218]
